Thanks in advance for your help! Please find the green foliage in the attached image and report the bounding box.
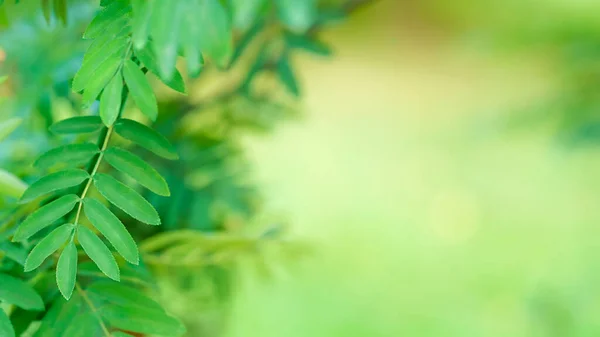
[0,0,371,335]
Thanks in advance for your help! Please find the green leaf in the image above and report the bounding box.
[232,0,267,30]
[0,309,15,337]
[149,0,185,80]
[135,44,187,94]
[0,273,44,310]
[57,241,77,300]
[93,174,160,225]
[24,224,74,272]
[50,116,103,135]
[84,0,131,39]
[104,147,169,196]
[180,1,204,78]
[277,57,300,96]
[102,305,186,336]
[275,0,317,33]
[41,0,52,23]
[285,33,332,56]
[77,226,120,281]
[100,72,123,126]
[83,198,138,264]
[115,119,178,159]
[122,59,157,121]
[19,169,89,203]
[0,117,22,142]
[0,241,27,265]
[72,36,130,94]
[131,0,152,49]
[53,0,67,24]
[111,332,134,337]
[198,0,233,68]
[34,143,100,170]
[87,281,163,311]
[0,169,27,199]
[13,194,79,242]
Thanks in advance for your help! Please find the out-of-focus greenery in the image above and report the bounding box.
[222,1,600,336]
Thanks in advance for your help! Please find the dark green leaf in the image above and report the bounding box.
[20,169,89,203]
[77,226,120,281]
[135,44,187,94]
[115,119,178,159]
[0,309,14,337]
[0,273,44,310]
[103,305,186,336]
[34,143,100,170]
[56,241,77,300]
[285,33,332,56]
[277,57,300,96]
[93,174,160,225]
[100,72,123,126]
[83,198,138,264]
[50,116,103,135]
[13,194,79,242]
[122,59,157,121]
[104,147,169,196]
[41,0,52,23]
[25,224,74,272]
[87,281,163,311]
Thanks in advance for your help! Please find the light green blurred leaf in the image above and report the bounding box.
[0,117,22,142]
[0,273,44,310]
[0,169,27,199]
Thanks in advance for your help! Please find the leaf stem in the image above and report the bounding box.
[72,125,113,227]
[76,282,112,337]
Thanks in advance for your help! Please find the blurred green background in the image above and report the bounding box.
[227,0,600,336]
